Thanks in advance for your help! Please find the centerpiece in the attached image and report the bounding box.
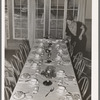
[41,65,56,86]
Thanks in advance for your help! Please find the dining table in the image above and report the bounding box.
[10,39,82,100]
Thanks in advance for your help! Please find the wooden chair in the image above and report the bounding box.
[5,76,16,91]
[22,40,30,54]
[74,59,86,79]
[78,77,89,98]
[73,52,83,64]
[4,86,12,100]
[86,94,91,100]
[12,51,24,72]
[83,57,91,69]
[19,44,28,63]
[10,58,21,82]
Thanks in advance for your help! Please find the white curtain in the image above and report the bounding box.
[28,0,36,48]
[78,0,87,23]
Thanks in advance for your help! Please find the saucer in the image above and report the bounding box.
[29,78,39,85]
[56,86,67,94]
[20,73,31,79]
[56,70,66,78]
[13,91,25,99]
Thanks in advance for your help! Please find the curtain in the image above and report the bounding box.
[78,0,87,23]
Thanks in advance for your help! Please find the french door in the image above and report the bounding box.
[34,0,79,39]
[12,0,80,40]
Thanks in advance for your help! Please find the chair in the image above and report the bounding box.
[22,39,30,54]
[83,57,91,68]
[4,86,12,100]
[10,58,21,82]
[13,50,24,70]
[86,94,91,100]
[78,77,89,98]
[5,76,16,91]
[73,52,83,64]
[19,44,28,63]
[74,59,86,79]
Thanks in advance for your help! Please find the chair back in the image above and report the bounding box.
[22,40,30,53]
[78,76,89,98]
[5,86,12,100]
[74,59,86,79]
[86,94,91,100]
[73,52,83,63]
[19,44,28,62]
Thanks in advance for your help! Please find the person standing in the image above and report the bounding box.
[65,15,87,56]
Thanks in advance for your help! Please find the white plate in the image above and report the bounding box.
[20,73,31,79]
[56,86,67,94]
[13,91,25,99]
[29,79,39,85]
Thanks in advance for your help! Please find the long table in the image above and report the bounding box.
[10,39,82,100]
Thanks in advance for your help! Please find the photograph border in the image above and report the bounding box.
[1,0,99,100]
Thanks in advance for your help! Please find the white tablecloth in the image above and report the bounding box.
[10,39,82,100]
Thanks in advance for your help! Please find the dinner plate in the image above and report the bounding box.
[65,76,75,81]
[73,93,80,100]
[29,78,39,85]
[56,70,66,78]
[56,86,67,94]
[13,91,25,99]
[20,73,31,79]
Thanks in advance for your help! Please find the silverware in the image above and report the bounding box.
[45,87,54,97]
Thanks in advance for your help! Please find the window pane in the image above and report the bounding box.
[21,0,27,7]
[57,20,63,29]
[36,20,44,29]
[50,30,56,39]
[58,0,64,9]
[67,10,73,19]
[51,10,57,19]
[51,0,57,9]
[21,10,27,18]
[22,29,28,38]
[14,0,20,8]
[50,20,56,29]
[74,0,79,9]
[57,30,63,39]
[21,18,27,28]
[36,9,44,18]
[15,29,21,38]
[74,10,78,20]
[67,0,74,9]
[14,19,21,28]
[35,30,43,38]
[58,10,64,19]
[38,0,44,8]
[14,9,21,18]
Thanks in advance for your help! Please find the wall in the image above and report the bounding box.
[85,0,92,56]
[85,0,92,19]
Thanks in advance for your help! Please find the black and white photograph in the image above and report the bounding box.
[3,0,95,100]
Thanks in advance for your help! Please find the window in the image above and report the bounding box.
[35,0,45,39]
[49,0,65,39]
[67,0,79,21]
[5,0,9,39]
[13,0,28,39]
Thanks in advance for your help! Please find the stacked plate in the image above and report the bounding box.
[56,86,67,95]
[31,63,38,69]
[13,91,25,99]
[20,73,31,79]
[29,78,39,86]
[56,70,66,78]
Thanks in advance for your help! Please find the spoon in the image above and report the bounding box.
[45,87,54,97]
